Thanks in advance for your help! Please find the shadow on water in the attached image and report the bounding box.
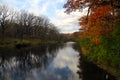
[73,45,116,80]
[0,42,116,80]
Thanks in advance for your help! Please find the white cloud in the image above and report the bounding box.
[27,0,42,16]
[56,0,66,3]
[52,46,79,74]
[27,1,50,16]
[51,8,88,33]
[39,2,49,15]
[1,0,47,16]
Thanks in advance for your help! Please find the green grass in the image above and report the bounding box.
[0,38,60,48]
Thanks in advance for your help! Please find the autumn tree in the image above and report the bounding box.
[64,0,120,45]
[64,0,120,70]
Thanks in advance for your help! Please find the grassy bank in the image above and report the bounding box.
[80,45,120,80]
[0,38,62,48]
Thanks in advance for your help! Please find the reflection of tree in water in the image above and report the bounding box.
[71,43,116,80]
[0,44,64,79]
[77,54,116,80]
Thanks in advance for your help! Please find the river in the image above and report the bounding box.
[0,42,116,80]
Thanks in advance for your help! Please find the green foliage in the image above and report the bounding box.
[0,38,64,48]
[79,23,120,69]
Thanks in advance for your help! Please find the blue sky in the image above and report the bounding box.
[0,0,87,33]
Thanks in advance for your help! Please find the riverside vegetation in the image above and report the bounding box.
[64,0,120,79]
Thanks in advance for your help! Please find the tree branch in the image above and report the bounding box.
[86,0,97,23]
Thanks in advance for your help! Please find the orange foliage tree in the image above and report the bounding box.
[64,0,120,45]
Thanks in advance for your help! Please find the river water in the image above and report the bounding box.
[0,42,116,80]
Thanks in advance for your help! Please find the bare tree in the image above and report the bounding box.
[0,5,11,39]
[0,4,64,41]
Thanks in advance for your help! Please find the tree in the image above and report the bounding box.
[0,5,14,40]
[0,4,64,42]
[64,0,120,17]
[64,0,120,45]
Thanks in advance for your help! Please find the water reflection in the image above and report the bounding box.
[0,42,80,80]
[1,42,115,80]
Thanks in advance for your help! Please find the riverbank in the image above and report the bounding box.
[0,38,62,48]
[77,23,120,80]
[78,54,116,80]
[96,62,120,80]
[80,47,120,80]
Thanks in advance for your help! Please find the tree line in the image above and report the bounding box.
[0,4,64,41]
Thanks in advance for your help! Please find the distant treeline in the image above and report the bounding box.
[0,4,65,41]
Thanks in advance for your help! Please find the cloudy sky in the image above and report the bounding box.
[0,0,87,33]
